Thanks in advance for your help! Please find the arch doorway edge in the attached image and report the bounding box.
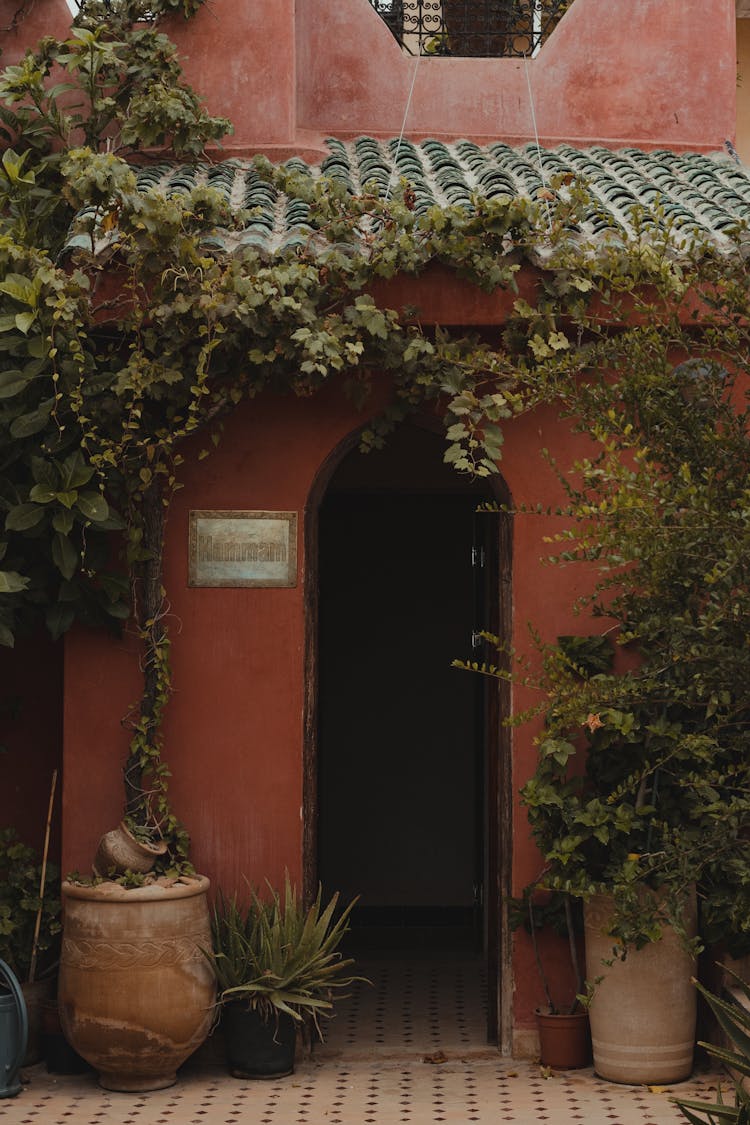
[302,421,513,1052]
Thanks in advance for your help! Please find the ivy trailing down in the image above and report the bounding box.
[2,0,750,914]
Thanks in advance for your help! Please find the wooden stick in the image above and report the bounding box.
[28,769,58,985]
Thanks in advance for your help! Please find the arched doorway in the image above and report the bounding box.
[305,423,512,1049]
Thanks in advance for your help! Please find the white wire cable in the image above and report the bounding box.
[522,50,552,230]
[384,50,423,202]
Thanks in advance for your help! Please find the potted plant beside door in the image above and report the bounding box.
[207,878,362,1078]
[464,632,706,1083]
[520,668,704,1084]
[511,351,750,1083]
[10,2,235,1093]
[518,640,712,1085]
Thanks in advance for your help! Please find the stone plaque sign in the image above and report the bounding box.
[189,511,297,588]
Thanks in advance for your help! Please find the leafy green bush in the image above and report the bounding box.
[0,827,60,981]
[471,349,750,954]
[207,878,363,1034]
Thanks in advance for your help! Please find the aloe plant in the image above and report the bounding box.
[208,877,363,1034]
[674,971,750,1124]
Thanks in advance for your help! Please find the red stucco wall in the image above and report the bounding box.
[165,0,298,154]
[164,0,737,158]
[297,0,735,151]
[0,634,62,859]
[5,0,736,156]
[164,0,736,157]
[0,0,71,65]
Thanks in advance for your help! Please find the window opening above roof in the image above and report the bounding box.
[368,0,572,57]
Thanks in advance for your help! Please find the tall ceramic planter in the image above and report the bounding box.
[584,892,697,1084]
[59,876,215,1092]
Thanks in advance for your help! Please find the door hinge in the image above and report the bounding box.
[472,545,485,568]
[471,630,483,650]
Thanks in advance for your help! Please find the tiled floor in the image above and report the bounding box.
[319,951,489,1056]
[4,1058,723,1124]
[2,953,723,1124]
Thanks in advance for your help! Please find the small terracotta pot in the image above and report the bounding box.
[536,1008,591,1069]
[93,822,167,877]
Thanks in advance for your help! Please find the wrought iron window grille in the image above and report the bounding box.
[368,0,572,57]
[70,1,159,22]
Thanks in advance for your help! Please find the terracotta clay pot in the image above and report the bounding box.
[93,821,168,878]
[536,1008,591,1069]
[584,892,697,1084]
[59,876,215,1091]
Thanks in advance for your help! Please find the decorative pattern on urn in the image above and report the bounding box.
[61,931,208,970]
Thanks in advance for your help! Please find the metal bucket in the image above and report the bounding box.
[0,959,28,1098]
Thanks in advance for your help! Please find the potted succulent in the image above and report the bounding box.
[510,883,589,1069]
[673,970,750,1123]
[207,878,362,1079]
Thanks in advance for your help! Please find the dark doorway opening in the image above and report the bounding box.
[314,425,506,1045]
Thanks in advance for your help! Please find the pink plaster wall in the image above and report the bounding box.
[297,0,736,152]
[0,0,71,65]
[168,0,737,155]
[62,382,393,889]
[4,0,736,156]
[164,0,297,152]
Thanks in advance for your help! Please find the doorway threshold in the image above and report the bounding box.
[318,951,490,1059]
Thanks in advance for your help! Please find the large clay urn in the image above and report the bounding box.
[59,876,215,1091]
[584,891,697,1084]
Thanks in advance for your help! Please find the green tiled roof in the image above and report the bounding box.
[67,138,750,256]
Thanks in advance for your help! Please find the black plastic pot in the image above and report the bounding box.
[223,1004,296,1079]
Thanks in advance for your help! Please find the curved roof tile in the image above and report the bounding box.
[64,140,750,259]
